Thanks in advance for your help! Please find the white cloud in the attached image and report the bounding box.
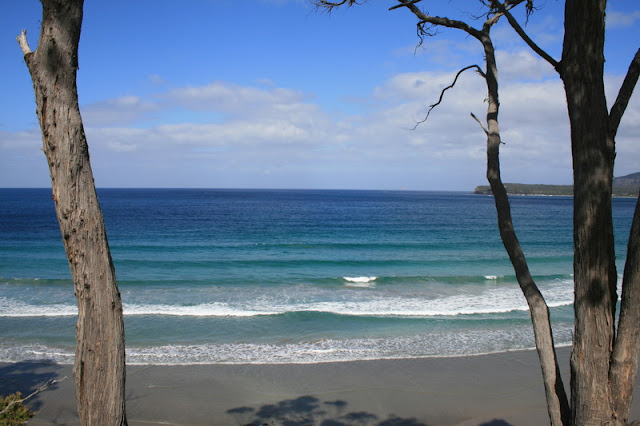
[82,95,159,126]
[6,44,637,190]
[606,10,640,29]
[148,74,167,85]
[165,81,308,117]
[496,50,557,81]
[0,129,41,151]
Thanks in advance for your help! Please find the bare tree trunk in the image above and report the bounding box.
[608,48,640,425]
[610,191,640,423]
[17,1,127,424]
[480,32,571,426]
[560,0,618,424]
[495,1,640,423]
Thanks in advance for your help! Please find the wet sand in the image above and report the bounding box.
[1,347,638,425]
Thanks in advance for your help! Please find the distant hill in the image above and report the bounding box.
[613,172,640,187]
[474,172,640,197]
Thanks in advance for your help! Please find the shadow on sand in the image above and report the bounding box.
[227,395,425,425]
[227,395,515,426]
[0,360,65,414]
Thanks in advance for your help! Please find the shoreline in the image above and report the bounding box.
[4,347,638,425]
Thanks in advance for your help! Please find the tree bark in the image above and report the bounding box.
[610,191,640,423]
[560,0,618,424]
[608,48,640,426]
[17,1,127,424]
[480,31,571,426]
[380,2,573,423]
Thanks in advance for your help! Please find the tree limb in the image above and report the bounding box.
[490,0,559,69]
[470,112,489,136]
[389,0,421,11]
[609,47,640,138]
[16,29,32,55]
[0,377,67,416]
[411,65,485,129]
[395,0,484,40]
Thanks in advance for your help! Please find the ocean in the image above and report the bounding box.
[0,188,635,365]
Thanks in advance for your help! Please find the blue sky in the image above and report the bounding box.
[1,0,639,190]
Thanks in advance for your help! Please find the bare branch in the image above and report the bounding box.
[470,112,489,136]
[609,48,640,138]
[389,0,421,11]
[0,376,67,416]
[394,0,484,40]
[490,0,559,69]
[312,0,359,12]
[16,29,32,55]
[411,65,485,129]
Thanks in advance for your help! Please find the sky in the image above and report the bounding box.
[1,0,639,191]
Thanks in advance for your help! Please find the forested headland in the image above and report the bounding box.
[474,172,640,197]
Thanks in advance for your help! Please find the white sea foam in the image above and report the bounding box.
[123,303,278,317]
[343,276,377,288]
[0,277,575,318]
[0,297,77,317]
[344,276,377,283]
[0,323,574,365]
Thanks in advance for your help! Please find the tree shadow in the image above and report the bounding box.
[0,359,65,413]
[227,395,427,425]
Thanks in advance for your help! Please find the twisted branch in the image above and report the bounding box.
[411,65,485,129]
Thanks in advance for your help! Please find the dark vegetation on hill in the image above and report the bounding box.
[473,172,640,197]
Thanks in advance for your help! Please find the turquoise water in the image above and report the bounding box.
[0,188,635,364]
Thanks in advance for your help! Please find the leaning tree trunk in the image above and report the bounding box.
[561,0,618,424]
[17,1,127,424]
[479,31,571,426]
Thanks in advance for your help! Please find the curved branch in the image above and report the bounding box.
[490,0,560,69]
[411,65,485,129]
[609,47,640,138]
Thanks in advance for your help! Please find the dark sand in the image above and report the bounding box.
[1,347,638,425]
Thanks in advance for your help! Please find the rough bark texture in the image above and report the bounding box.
[498,1,640,423]
[18,0,127,424]
[560,0,618,424]
[610,191,640,423]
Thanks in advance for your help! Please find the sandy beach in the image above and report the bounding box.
[3,347,638,425]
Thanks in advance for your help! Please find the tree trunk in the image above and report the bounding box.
[610,191,640,423]
[560,0,618,424]
[608,48,640,426]
[480,32,571,426]
[18,1,127,424]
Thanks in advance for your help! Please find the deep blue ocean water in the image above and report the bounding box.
[0,188,635,364]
